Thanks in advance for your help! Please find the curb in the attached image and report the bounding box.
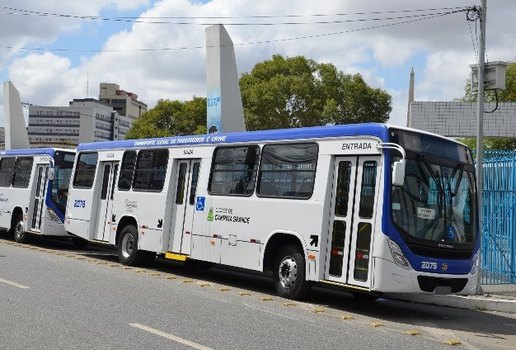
[385,293,516,314]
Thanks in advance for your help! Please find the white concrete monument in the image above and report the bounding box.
[205,24,246,134]
[3,81,30,149]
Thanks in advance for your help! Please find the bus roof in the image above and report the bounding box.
[78,123,391,152]
[0,148,74,157]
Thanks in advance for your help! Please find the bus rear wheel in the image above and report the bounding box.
[118,225,141,266]
[13,215,29,244]
[117,225,154,266]
[273,245,311,300]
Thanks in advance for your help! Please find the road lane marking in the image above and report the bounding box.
[129,323,212,350]
[0,277,29,289]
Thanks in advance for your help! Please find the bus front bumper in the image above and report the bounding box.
[373,257,478,295]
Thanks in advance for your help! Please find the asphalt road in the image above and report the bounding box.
[1,233,515,350]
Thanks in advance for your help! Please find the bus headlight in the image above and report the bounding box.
[47,208,62,224]
[387,238,410,269]
[469,252,479,275]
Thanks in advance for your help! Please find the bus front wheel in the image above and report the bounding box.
[273,245,311,300]
[13,215,29,244]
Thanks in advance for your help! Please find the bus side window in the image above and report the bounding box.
[73,153,98,188]
[12,157,34,188]
[257,143,318,199]
[118,150,137,191]
[133,149,168,192]
[0,158,16,187]
[208,146,259,196]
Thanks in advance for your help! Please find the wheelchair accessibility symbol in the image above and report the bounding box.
[196,196,205,211]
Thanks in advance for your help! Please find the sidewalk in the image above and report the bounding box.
[385,284,516,314]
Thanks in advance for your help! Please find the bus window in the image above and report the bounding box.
[100,164,111,200]
[354,222,372,282]
[335,161,352,216]
[12,157,33,188]
[189,162,201,205]
[133,149,168,192]
[111,165,118,200]
[257,143,318,199]
[358,161,377,218]
[118,151,137,191]
[0,158,16,187]
[175,163,187,204]
[51,151,75,213]
[73,153,98,188]
[209,146,259,196]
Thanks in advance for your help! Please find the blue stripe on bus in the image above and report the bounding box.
[0,148,56,157]
[77,123,390,151]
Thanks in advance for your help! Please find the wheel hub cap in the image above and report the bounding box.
[121,234,134,259]
[15,222,24,239]
[278,257,297,290]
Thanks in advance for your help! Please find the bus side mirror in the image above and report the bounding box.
[392,160,405,187]
[47,168,55,181]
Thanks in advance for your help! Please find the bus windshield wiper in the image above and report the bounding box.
[417,155,443,193]
[450,164,464,197]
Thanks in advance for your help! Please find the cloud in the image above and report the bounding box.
[2,0,516,129]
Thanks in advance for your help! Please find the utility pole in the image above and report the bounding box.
[475,0,486,294]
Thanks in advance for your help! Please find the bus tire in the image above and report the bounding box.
[118,225,146,266]
[273,244,311,300]
[13,214,29,244]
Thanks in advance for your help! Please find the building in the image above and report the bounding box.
[407,63,516,138]
[99,83,147,122]
[409,101,516,138]
[27,98,131,146]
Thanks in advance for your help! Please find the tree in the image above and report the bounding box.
[127,54,392,139]
[125,97,206,139]
[239,54,392,130]
[458,62,516,150]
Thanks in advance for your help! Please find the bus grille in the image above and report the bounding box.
[417,276,468,293]
[407,243,473,260]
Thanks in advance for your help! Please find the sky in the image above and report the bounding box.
[1,0,515,129]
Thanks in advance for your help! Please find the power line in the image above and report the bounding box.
[0,5,469,25]
[0,8,467,54]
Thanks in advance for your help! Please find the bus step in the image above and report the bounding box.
[165,252,188,261]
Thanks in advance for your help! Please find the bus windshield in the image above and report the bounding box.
[389,129,476,246]
[51,151,75,214]
[392,157,476,244]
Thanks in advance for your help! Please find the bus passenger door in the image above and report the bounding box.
[95,161,118,241]
[170,159,201,255]
[325,156,380,289]
[31,164,49,231]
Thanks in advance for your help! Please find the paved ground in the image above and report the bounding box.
[1,234,516,349]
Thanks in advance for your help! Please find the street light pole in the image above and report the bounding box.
[475,0,486,294]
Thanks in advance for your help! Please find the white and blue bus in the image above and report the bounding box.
[65,124,479,299]
[0,148,78,244]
